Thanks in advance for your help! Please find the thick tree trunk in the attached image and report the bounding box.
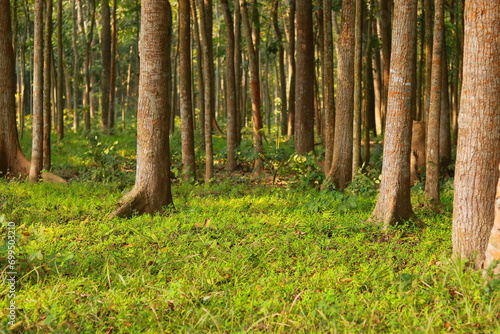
[220,0,237,171]
[294,0,315,155]
[325,0,356,190]
[379,0,391,131]
[425,0,444,210]
[452,0,500,269]
[370,0,418,229]
[179,0,196,179]
[423,0,433,124]
[111,0,173,218]
[439,41,451,175]
[29,0,44,182]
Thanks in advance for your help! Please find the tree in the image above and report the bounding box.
[425,0,444,210]
[352,0,363,174]
[29,0,44,182]
[325,0,356,190]
[101,0,111,130]
[294,0,315,155]
[370,0,418,229]
[179,0,196,179]
[111,0,173,218]
[285,0,295,139]
[220,0,238,171]
[322,0,335,173]
[452,0,500,269]
[56,0,64,140]
[0,0,64,183]
[271,0,287,137]
[43,0,53,170]
[240,0,264,174]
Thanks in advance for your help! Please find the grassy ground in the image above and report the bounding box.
[1,129,500,333]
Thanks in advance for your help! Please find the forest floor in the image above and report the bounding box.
[1,128,500,333]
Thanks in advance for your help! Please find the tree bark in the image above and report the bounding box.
[179,0,196,178]
[240,0,264,174]
[370,0,418,229]
[111,0,173,218]
[108,0,117,131]
[425,0,444,210]
[220,0,238,171]
[43,0,52,171]
[352,0,363,174]
[452,0,500,269]
[29,0,44,182]
[322,0,335,173]
[294,0,315,155]
[272,0,287,137]
[101,0,111,130]
[285,0,295,139]
[325,0,356,190]
[56,0,64,140]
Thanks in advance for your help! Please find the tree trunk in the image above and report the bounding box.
[425,0,444,210]
[379,0,391,132]
[179,0,196,179]
[108,0,117,131]
[352,0,363,174]
[190,0,205,151]
[272,0,287,137]
[369,0,418,229]
[285,0,295,139]
[322,0,335,173]
[29,0,44,182]
[452,0,500,269]
[43,0,52,171]
[71,0,80,131]
[240,0,263,174]
[234,0,243,145]
[220,0,237,171]
[294,0,315,155]
[111,0,173,218]
[101,0,111,130]
[56,0,64,140]
[196,0,214,181]
[325,0,356,190]
[439,39,451,175]
[423,0,433,124]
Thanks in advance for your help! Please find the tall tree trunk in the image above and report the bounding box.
[294,0,315,155]
[286,0,295,139]
[452,0,500,269]
[43,0,52,171]
[179,0,196,179]
[379,0,392,132]
[190,0,205,151]
[272,0,287,137]
[425,0,444,210]
[423,0,433,124]
[220,0,237,171]
[439,44,451,174]
[56,0,64,140]
[71,0,80,131]
[108,0,117,131]
[371,18,382,136]
[196,0,214,181]
[240,0,263,174]
[352,0,363,174]
[111,0,173,218]
[369,0,418,229]
[29,0,44,182]
[325,0,356,190]
[323,0,335,173]
[234,0,243,145]
[101,0,111,130]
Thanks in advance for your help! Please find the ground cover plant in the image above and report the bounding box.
[2,130,500,333]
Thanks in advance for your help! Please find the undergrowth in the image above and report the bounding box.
[0,128,499,333]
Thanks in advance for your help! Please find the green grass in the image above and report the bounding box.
[1,129,500,333]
